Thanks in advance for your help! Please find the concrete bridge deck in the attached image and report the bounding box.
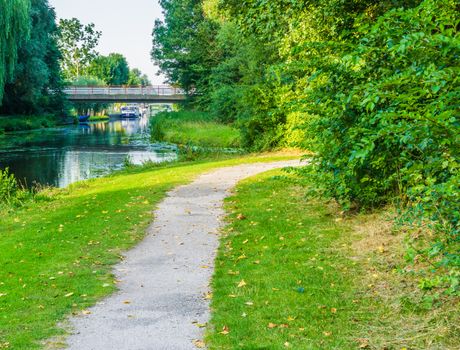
[64,86,186,103]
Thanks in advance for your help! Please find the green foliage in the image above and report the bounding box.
[296,0,459,291]
[0,167,19,204]
[150,110,241,148]
[57,17,101,79]
[153,0,459,293]
[0,0,30,102]
[0,114,57,132]
[0,0,66,116]
[87,53,130,85]
[152,0,221,98]
[127,68,151,86]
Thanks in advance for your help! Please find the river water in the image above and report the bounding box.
[0,115,177,188]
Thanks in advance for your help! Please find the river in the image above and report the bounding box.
[0,115,177,188]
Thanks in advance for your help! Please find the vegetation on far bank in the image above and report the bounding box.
[151,110,241,148]
[208,170,459,349]
[0,153,297,350]
[0,115,59,133]
[88,115,110,122]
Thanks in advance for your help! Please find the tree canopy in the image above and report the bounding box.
[0,0,65,115]
[87,53,130,85]
[152,0,220,96]
[153,0,460,292]
[57,17,101,80]
[0,0,31,103]
[127,68,151,86]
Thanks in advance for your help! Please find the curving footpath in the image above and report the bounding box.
[66,160,300,350]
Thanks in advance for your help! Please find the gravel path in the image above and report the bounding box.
[66,160,299,350]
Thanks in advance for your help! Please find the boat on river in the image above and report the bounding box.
[78,115,90,123]
[120,105,141,118]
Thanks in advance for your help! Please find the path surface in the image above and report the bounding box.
[66,160,299,350]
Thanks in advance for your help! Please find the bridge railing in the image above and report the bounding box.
[63,85,184,96]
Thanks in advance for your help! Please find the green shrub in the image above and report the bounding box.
[291,0,459,292]
[0,168,19,204]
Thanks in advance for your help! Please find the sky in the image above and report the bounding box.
[49,0,166,84]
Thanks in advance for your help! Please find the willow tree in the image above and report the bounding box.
[0,0,31,103]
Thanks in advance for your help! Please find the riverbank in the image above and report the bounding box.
[207,170,459,349]
[150,111,241,148]
[0,152,298,349]
[0,115,60,133]
[88,115,110,122]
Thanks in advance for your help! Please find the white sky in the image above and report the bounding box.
[49,0,166,84]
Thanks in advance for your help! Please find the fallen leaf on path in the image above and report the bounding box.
[220,326,230,335]
[193,339,205,348]
[82,310,91,315]
[123,300,131,304]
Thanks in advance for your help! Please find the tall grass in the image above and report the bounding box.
[150,111,241,148]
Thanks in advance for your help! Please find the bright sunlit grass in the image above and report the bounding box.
[0,153,297,349]
[207,170,460,349]
[151,111,241,148]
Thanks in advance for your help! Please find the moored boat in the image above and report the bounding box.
[78,115,90,123]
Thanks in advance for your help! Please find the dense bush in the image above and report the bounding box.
[299,1,459,287]
[153,0,459,294]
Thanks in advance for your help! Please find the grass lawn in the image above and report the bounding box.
[0,153,296,350]
[151,111,241,148]
[207,170,459,349]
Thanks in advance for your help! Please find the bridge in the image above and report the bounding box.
[64,85,186,103]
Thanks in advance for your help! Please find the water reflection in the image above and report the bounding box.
[0,116,177,188]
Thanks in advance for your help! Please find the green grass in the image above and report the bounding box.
[151,111,241,148]
[88,115,109,122]
[0,115,58,133]
[0,153,297,350]
[207,171,460,349]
